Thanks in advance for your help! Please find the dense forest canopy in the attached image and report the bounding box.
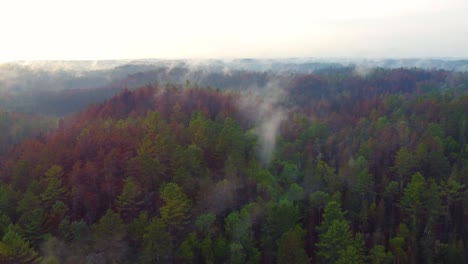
[0,66,467,263]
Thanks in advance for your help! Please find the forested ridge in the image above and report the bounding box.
[0,68,467,263]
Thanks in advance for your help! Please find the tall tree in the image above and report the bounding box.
[142,217,171,264]
[115,177,143,221]
[0,225,40,264]
[276,225,309,264]
[160,182,191,234]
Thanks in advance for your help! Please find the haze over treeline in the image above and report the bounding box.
[1,58,468,116]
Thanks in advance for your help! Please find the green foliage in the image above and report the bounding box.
[228,242,246,264]
[188,112,210,149]
[212,235,229,261]
[16,183,41,216]
[142,217,171,263]
[17,208,45,244]
[199,236,215,264]
[440,179,464,205]
[127,211,149,245]
[384,181,399,198]
[0,184,17,220]
[301,122,329,143]
[91,210,127,263]
[0,225,40,264]
[309,191,330,210]
[276,225,309,264]
[70,220,90,243]
[40,256,59,264]
[160,182,191,232]
[394,147,415,180]
[376,116,389,129]
[40,165,66,208]
[217,117,244,159]
[317,201,345,234]
[400,172,442,235]
[92,209,125,239]
[400,173,425,225]
[266,199,300,242]
[115,177,142,220]
[316,201,365,263]
[279,161,300,186]
[335,233,365,264]
[389,235,406,264]
[349,156,374,198]
[195,213,216,235]
[316,219,353,263]
[178,232,197,263]
[315,159,341,193]
[285,183,304,201]
[225,209,250,243]
[369,244,393,264]
[0,214,12,235]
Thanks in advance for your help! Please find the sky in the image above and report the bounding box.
[1,0,468,61]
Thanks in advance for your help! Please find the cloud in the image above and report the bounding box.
[352,63,375,77]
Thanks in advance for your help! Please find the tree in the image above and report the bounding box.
[316,219,353,263]
[199,236,216,264]
[400,173,425,231]
[335,233,365,264]
[142,217,171,264]
[0,225,40,264]
[316,201,364,263]
[317,201,345,234]
[265,199,300,243]
[389,235,406,264]
[195,213,216,236]
[178,232,198,263]
[393,147,415,191]
[225,211,249,244]
[160,183,191,234]
[134,136,163,193]
[115,177,142,221]
[279,161,300,186]
[0,184,17,221]
[127,211,149,247]
[350,156,374,201]
[217,117,244,160]
[439,179,464,230]
[40,165,66,209]
[91,210,127,263]
[224,204,260,264]
[276,225,309,264]
[316,160,341,194]
[188,112,209,149]
[369,245,393,264]
[19,208,46,245]
[309,191,330,224]
[228,243,246,264]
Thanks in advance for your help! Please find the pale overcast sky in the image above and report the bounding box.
[1,0,468,61]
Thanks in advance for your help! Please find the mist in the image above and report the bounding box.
[239,79,289,165]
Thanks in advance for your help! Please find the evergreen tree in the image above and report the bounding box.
[0,225,40,264]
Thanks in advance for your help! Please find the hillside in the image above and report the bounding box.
[0,69,467,263]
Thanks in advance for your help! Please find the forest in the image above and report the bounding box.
[0,66,467,263]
